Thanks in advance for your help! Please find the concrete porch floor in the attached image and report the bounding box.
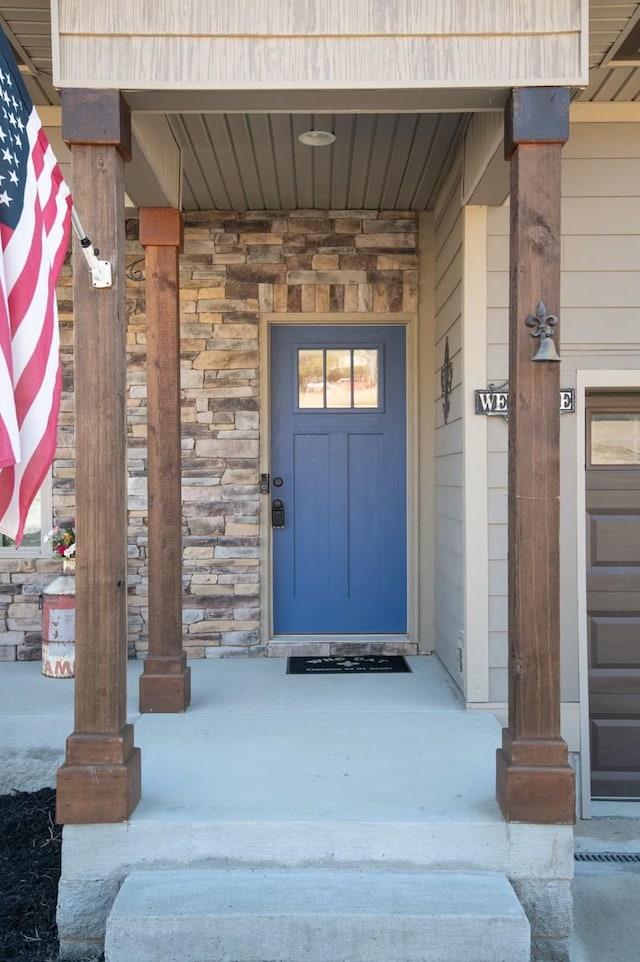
[1,654,576,960]
[3,653,499,819]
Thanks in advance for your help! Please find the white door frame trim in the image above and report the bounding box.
[462,206,490,703]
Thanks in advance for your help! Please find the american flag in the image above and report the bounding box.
[0,29,71,544]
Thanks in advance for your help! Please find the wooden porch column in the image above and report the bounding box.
[496,88,575,824]
[56,91,141,824]
[138,208,191,712]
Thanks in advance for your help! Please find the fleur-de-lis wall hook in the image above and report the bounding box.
[525,301,561,362]
[441,336,453,423]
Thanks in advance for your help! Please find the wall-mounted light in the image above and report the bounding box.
[525,301,561,362]
[297,129,336,147]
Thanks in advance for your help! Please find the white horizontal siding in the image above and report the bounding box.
[488,488,507,525]
[562,308,640,350]
[488,595,507,632]
[488,558,507,594]
[435,485,465,522]
[563,272,640,308]
[434,294,463,347]
[489,667,508,702]
[562,235,640,271]
[564,121,640,157]
[487,307,508,343]
[486,344,509,382]
[562,197,640,234]
[562,159,640,195]
[563,122,640,352]
[488,523,507,559]
[487,450,508,487]
[489,629,508,668]
[435,451,464,488]
[435,414,464,457]
[486,271,510,309]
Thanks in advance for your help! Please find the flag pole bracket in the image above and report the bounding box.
[71,206,113,289]
[87,256,113,289]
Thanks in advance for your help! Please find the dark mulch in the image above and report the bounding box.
[0,789,103,962]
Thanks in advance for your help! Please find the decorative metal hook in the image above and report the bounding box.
[441,336,453,423]
[125,256,145,282]
[525,301,561,362]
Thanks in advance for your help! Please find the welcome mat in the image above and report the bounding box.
[287,655,412,675]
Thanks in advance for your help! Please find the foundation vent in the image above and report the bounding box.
[575,852,640,863]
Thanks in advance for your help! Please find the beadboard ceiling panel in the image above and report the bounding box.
[171,112,468,212]
[575,0,640,101]
[588,2,638,68]
[0,1,637,209]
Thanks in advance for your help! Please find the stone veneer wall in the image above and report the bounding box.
[0,210,418,661]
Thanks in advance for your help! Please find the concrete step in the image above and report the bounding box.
[104,868,530,962]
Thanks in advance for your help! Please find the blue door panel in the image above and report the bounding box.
[348,433,384,598]
[293,434,330,599]
[271,325,406,633]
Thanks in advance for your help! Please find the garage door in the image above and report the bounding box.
[586,393,640,798]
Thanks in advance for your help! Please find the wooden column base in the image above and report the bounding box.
[56,724,141,824]
[496,729,575,824]
[139,653,191,713]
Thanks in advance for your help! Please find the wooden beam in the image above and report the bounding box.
[138,208,191,713]
[61,89,132,161]
[496,87,575,825]
[504,87,570,158]
[56,91,141,824]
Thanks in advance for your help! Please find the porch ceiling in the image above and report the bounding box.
[1,0,639,211]
[169,111,468,212]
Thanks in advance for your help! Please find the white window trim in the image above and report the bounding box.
[0,470,53,556]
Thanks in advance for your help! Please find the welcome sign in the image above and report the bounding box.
[475,388,575,416]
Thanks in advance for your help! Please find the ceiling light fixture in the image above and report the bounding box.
[297,129,336,147]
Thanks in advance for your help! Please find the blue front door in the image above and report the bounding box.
[271,325,407,633]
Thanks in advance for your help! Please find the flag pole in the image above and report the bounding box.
[71,206,112,288]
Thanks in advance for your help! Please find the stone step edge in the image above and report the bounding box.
[105,868,531,962]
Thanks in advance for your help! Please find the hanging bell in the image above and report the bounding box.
[531,332,561,362]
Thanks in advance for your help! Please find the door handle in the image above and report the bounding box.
[272,499,285,529]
